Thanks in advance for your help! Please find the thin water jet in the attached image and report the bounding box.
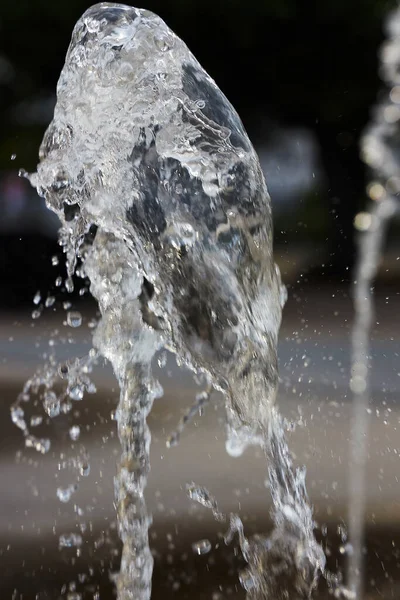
[348,7,400,597]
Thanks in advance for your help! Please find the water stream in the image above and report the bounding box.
[18,3,326,598]
[348,8,400,597]
[17,2,400,599]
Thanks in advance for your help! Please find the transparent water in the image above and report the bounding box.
[16,3,326,599]
[12,3,400,600]
[348,8,400,597]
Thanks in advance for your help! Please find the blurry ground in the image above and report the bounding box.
[0,276,399,599]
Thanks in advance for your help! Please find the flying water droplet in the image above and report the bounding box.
[59,533,82,548]
[192,539,212,555]
[30,415,43,427]
[157,351,167,368]
[78,460,90,477]
[68,384,84,401]
[67,311,82,328]
[43,391,61,417]
[57,484,78,503]
[69,425,80,441]
[65,277,74,293]
[45,295,55,307]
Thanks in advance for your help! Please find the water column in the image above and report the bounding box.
[348,8,400,597]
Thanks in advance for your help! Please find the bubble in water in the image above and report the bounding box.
[192,539,212,555]
[153,31,175,52]
[55,276,62,287]
[51,255,59,266]
[67,311,82,328]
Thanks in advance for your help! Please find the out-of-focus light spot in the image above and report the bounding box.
[354,212,372,231]
[384,104,400,123]
[390,85,400,103]
[367,182,386,201]
[386,176,400,194]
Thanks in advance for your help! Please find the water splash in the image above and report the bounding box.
[348,8,400,598]
[188,411,325,600]
[26,3,323,598]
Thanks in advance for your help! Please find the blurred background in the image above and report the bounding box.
[1,1,400,599]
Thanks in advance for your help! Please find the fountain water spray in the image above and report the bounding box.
[348,7,400,598]
[21,3,324,598]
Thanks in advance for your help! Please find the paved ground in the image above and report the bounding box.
[0,285,399,598]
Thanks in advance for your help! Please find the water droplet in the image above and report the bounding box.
[11,406,26,430]
[192,539,212,555]
[32,308,42,320]
[65,277,74,293]
[79,461,90,477]
[10,153,16,160]
[67,311,82,328]
[225,436,245,457]
[43,392,61,417]
[67,593,82,600]
[51,255,59,266]
[30,415,43,427]
[339,543,353,556]
[25,435,50,453]
[239,568,256,591]
[45,295,55,307]
[68,384,84,401]
[55,276,62,287]
[57,484,77,503]
[69,425,80,441]
[59,532,82,548]
[157,351,167,368]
